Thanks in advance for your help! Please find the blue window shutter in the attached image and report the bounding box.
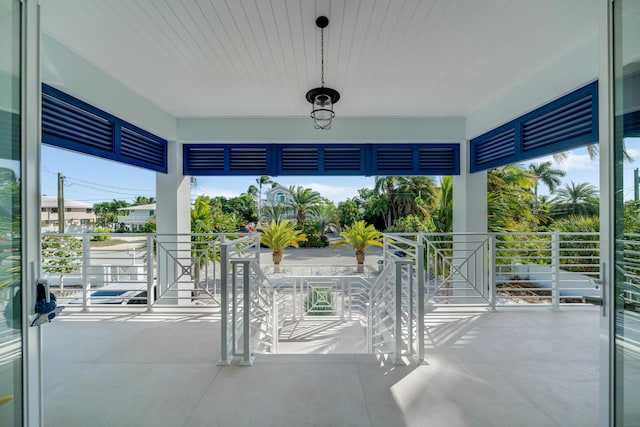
[470,128,516,172]
[280,146,320,173]
[120,125,167,171]
[42,90,114,153]
[41,84,167,173]
[229,146,269,172]
[184,143,460,176]
[418,145,460,175]
[470,81,598,172]
[372,144,459,175]
[183,145,225,174]
[184,144,272,175]
[323,146,363,172]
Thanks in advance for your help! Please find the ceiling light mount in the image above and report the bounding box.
[306,16,340,130]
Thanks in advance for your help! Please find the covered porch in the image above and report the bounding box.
[43,306,599,427]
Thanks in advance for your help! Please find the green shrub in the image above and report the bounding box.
[385,214,431,233]
[300,233,329,248]
[91,228,111,241]
[304,288,335,316]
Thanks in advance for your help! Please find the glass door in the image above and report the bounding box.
[0,0,22,425]
[613,0,640,425]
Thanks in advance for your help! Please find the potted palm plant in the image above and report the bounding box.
[260,219,307,272]
[332,220,383,273]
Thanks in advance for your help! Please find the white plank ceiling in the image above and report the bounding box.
[39,0,598,118]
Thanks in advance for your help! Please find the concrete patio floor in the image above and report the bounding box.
[42,306,599,427]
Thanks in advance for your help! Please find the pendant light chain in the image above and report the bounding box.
[321,27,325,88]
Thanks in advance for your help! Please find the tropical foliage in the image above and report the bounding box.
[550,181,599,217]
[213,194,257,225]
[260,219,307,269]
[41,234,82,290]
[528,162,565,226]
[337,199,361,228]
[286,185,323,229]
[93,199,129,229]
[190,196,217,275]
[333,220,383,272]
[372,176,437,229]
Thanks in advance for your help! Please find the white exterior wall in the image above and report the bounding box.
[177,116,466,143]
[41,34,177,140]
[466,37,598,140]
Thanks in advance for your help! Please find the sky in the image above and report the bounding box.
[36,140,640,206]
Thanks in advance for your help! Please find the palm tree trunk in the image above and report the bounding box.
[272,250,283,273]
[356,250,365,273]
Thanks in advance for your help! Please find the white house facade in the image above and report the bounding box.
[40,195,96,232]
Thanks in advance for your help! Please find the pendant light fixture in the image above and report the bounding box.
[306,16,340,130]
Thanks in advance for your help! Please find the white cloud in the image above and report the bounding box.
[555,152,598,172]
[302,182,361,202]
[524,152,597,172]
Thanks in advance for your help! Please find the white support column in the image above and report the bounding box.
[452,141,488,302]
[453,141,487,234]
[156,140,191,304]
[156,140,190,235]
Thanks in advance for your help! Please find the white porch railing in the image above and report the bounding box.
[40,231,617,367]
[383,232,601,309]
[41,232,260,310]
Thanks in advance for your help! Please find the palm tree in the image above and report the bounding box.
[374,176,402,229]
[551,181,599,217]
[286,185,323,229]
[527,162,565,226]
[487,165,537,231]
[333,220,383,273]
[313,202,341,236]
[190,196,215,281]
[260,219,307,272]
[374,176,437,229]
[430,176,453,233]
[260,201,288,225]
[255,176,272,224]
[131,196,156,206]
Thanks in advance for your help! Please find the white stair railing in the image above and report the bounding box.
[218,234,261,366]
[368,258,424,365]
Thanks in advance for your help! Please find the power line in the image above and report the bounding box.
[42,167,154,193]
[65,181,154,196]
[65,176,154,192]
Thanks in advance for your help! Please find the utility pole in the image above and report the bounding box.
[58,173,65,233]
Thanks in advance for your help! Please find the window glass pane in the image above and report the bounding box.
[0,0,22,425]
[613,0,640,425]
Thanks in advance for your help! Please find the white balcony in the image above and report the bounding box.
[42,306,599,427]
[38,231,607,426]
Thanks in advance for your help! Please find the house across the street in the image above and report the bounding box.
[117,203,156,231]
